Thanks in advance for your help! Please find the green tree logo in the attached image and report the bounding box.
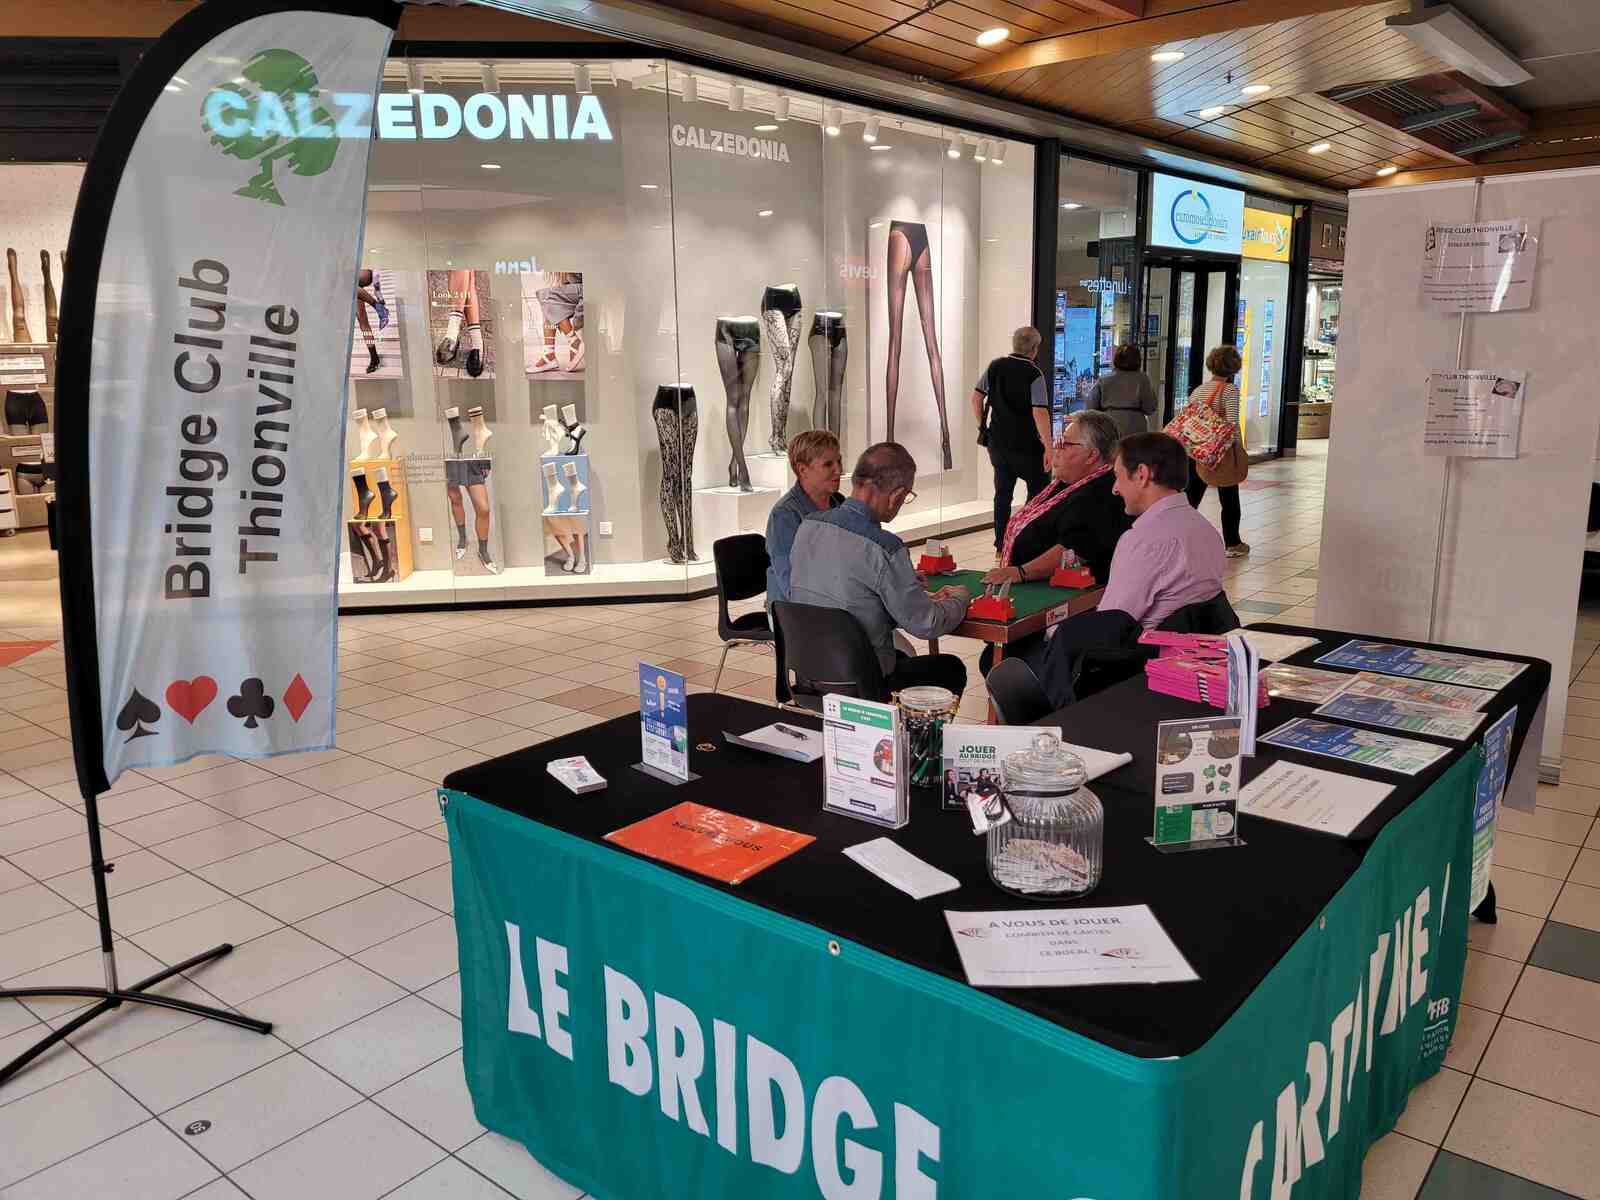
[203,49,339,206]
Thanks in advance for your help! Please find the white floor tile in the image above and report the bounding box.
[457,1132,584,1200]
[128,899,282,968]
[0,881,71,934]
[179,926,341,1007]
[383,1157,519,1199]
[393,864,453,913]
[100,1018,291,1114]
[0,1118,218,1200]
[295,889,438,956]
[0,1068,149,1188]
[108,873,233,934]
[0,1022,93,1102]
[244,958,406,1049]
[191,840,323,895]
[242,862,381,924]
[354,915,459,991]
[340,831,450,885]
[374,1050,484,1151]
[0,909,103,977]
[419,973,461,1018]
[55,976,231,1065]
[300,995,460,1094]
[229,1101,444,1200]
[160,1053,362,1172]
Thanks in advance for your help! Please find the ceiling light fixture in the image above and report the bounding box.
[1151,50,1185,64]
[1061,201,1082,209]
[1241,83,1270,96]
[481,162,502,170]
[974,140,988,162]
[775,95,791,122]
[1375,164,1398,177]
[1307,141,1332,154]
[481,65,499,94]
[1198,105,1226,119]
[681,75,698,104]
[863,116,880,143]
[869,144,892,152]
[754,123,779,132]
[976,27,1009,47]
[758,209,774,217]
[640,183,660,189]
[946,138,961,159]
[991,141,1007,165]
[407,63,425,94]
[1386,4,1533,87]
[573,64,592,94]
[729,85,745,111]
[823,107,841,137]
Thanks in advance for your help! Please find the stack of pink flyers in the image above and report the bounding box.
[1144,654,1269,710]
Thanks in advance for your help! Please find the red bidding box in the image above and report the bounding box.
[917,552,957,575]
[967,594,1016,621]
[1049,565,1096,589]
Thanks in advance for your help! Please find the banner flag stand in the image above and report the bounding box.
[0,0,398,1088]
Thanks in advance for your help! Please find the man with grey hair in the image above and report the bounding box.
[971,324,1052,554]
[790,442,971,694]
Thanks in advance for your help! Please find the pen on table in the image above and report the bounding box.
[773,724,810,741]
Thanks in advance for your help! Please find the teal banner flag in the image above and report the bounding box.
[441,747,1477,1200]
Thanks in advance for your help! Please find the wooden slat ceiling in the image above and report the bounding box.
[647,0,1474,186]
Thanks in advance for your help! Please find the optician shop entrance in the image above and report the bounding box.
[1141,255,1239,423]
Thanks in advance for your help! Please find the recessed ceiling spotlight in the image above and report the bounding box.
[1198,105,1226,119]
[407,63,425,94]
[1151,50,1185,63]
[863,116,880,143]
[976,27,1009,47]
[1307,141,1332,154]
[1241,83,1271,96]
[1061,201,1082,209]
[481,162,502,170]
[974,140,988,162]
[573,64,592,94]
[758,209,774,217]
[946,138,961,159]
[481,65,499,94]
[682,75,698,104]
[775,95,791,122]
[754,123,779,132]
[729,85,745,111]
[823,107,841,136]
[869,144,892,151]
[1375,164,1399,176]
[640,183,660,189]
[991,141,1007,165]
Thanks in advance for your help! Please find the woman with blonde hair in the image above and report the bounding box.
[765,429,844,604]
[1182,344,1249,558]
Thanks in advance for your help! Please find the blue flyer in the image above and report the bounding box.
[1258,718,1449,776]
[1471,707,1517,908]
[639,662,689,782]
[1313,692,1485,741]
[1314,639,1525,690]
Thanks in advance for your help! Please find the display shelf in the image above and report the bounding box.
[0,468,16,535]
[745,451,793,492]
[692,482,781,547]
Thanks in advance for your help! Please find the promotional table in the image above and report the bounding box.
[439,625,1548,1200]
[920,567,1102,654]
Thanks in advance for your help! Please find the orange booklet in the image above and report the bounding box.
[605,801,815,885]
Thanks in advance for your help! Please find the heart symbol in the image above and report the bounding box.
[166,677,218,723]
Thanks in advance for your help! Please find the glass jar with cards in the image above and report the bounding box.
[896,685,958,790]
[987,731,1104,898]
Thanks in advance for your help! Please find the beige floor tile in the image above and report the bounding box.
[1393,1065,1469,1145]
[1445,1078,1600,1198]
[1507,965,1600,1043]
[1552,880,1600,933]
[1493,829,1580,879]
[1497,805,1595,846]
[1479,1016,1600,1116]
[1537,782,1600,816]
[1359,1131,1435,1200]
[1462,949,1523,1013]
[1466,908,1544,963]
[1572,849,1600,888]
[1443,1002,1499,1074]
[1491,865,1563,919]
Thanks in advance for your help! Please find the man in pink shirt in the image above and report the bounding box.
[1100,432,1227,627]
[1026,433,1227,705]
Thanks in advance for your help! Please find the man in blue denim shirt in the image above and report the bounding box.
[790,442,971,695]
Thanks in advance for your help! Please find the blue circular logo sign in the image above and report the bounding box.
[1170,188,1214,246]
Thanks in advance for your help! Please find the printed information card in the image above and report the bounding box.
[1151,716,1242,848]
[637,662,689,782]
[1259,718,1449,776]
[1314,639,1525,691]
[1238,760,1394,838]
[1313,692,1486,741]
[823,694,908,829]
[944,905,1198,988]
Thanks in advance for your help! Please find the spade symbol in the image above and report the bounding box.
[116,689,161,741]
[227,678,275,729]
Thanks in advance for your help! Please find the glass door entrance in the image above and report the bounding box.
[1141,259,1239,424]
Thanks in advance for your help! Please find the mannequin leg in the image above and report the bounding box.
[828,333,848,437]
[355,300,379,373]
[467,481,498,573]
[909,247,951,470]
[716,339,754,491]
[884,231,913,442]
[809,331,829,430]
[680,400,699,559]
[653,407,684,563]
[572,529,588,574]
[551,526,575,571]
[462,274,484,378]
[763,309,797,454]
[437,269,470,363]
[446,483,468,558]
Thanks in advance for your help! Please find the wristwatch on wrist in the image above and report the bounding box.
[1014,565,1026,583]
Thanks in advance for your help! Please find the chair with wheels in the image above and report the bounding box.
[771,601,889,711]
[1071,591,1242,702]
[711,534,777,694]
[985,657,1054,725]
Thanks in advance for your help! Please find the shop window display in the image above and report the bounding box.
[1052,157,1139,417]
[339,57,1034,605]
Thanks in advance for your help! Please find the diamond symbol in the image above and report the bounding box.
[283,674,313,722]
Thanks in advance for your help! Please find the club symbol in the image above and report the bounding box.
[227,678,275,729]
[116,689,160,742]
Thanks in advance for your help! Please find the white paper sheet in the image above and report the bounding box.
[944,905,1198,988]
[1237,761,1393,838]
[1239,631,1320,662]
[844,839,960,899]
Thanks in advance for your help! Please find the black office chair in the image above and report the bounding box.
[711,534,776,694]
[986,658,1054,725]
[1072,590,1242,701]
[772,601,889,711]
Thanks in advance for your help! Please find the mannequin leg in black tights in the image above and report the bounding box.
[715,321,760,491]
[885,223,951,468]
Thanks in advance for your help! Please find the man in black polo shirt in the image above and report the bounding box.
[971,325,1052,554]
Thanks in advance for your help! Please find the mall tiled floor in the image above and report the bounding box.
[3,441,1600,1198]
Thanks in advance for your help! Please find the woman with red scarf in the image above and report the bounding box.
[977,410,1132,675]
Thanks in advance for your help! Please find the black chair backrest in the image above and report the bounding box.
[713,534,770,634]
[986,658,1053,725]
[1157,591,1241,636]
[772,601,889,703]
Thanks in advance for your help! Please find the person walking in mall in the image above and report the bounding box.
[765,429,844,605]
[975,410,1132,675]
[971,325,1052,558]
[1183,344,1251,558]
[1084,343,1158,438]
[789,442,971,695]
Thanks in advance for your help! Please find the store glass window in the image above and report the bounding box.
[1053,156,1138,417]
[344,57,1035,605]
[1238,196,1293,455]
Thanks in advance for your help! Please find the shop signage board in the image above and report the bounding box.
[1242,208,1293,262]
[1311,206,1348,263]
[1423,369,1526,458]
[1420,218,1539,312]
[1148,172,1245,256]
[58,4,394,789]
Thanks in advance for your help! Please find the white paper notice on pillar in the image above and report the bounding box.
[1423,370,1526,458]
[1420,218,1539,312]
[79,14,393,785]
